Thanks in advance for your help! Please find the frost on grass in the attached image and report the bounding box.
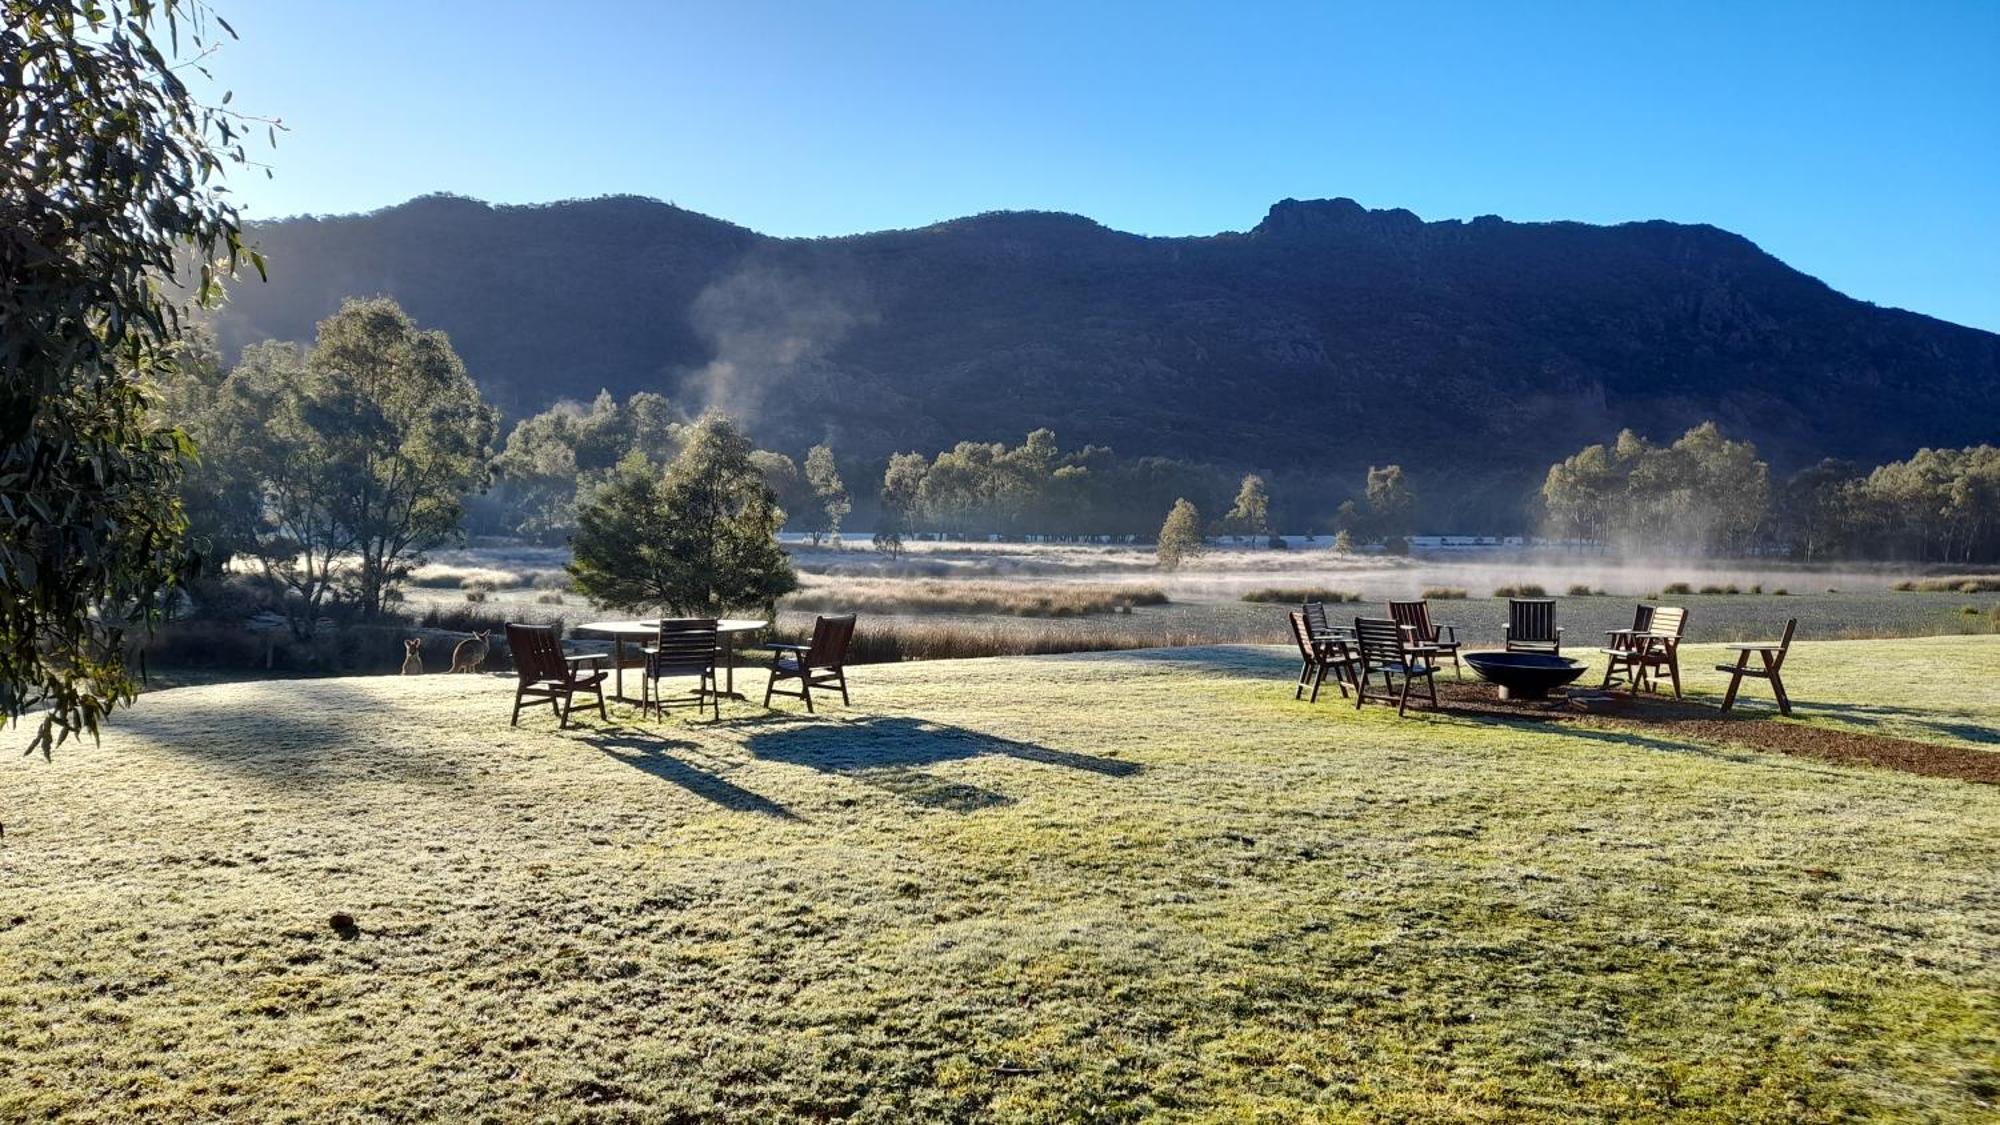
[1,637,1996,1120]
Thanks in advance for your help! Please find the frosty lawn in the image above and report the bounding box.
[2,638,1995,1120]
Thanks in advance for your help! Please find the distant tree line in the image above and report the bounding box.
[1541,422,2000,562]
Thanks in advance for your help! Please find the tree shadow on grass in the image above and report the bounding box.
[571,726,799,820]
[743,715,1140,813]
[1776,700,1999,746]
[117,677,472,788]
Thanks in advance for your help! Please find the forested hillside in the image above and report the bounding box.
[207,193,2000,522]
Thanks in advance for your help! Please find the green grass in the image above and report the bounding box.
[3,639,1997,1120]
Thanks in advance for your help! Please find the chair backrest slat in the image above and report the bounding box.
[806,615,856,667]
[1288,611,1317,660]
[650,618,718,673]
[1303,601,1333,638]
[1507,598,1557,643]
[1649,605,1688,640]
[1354,617,1408,665]
[1387,600,1434,641]
[506,623,566,683]
[1770,618,1798,670]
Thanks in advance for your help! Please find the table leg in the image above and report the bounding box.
[723,633,735,696]
[614,636,626,703]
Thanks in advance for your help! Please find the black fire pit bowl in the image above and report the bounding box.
[1463,651,1587,701]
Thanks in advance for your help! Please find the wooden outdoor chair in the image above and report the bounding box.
[1289,610,1360,702]
[1352,616,1439,717]
[1717,618,1797,715]
[505,622,609,729]
[763,614,855,714]
[1303,601,1354,652]
[1502,598,1562,655]
[1389,599,1462,678]
[1599,604,1688,697]
[642,618,721,720]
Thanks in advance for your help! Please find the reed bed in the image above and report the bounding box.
[1239,587,1361,605]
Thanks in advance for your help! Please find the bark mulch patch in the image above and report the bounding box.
[1408,679,1999,785]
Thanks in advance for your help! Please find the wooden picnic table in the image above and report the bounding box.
[574,618,770,704]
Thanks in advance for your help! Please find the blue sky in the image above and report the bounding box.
[205,1,1999,331]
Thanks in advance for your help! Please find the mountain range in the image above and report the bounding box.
[208,193,2000,517]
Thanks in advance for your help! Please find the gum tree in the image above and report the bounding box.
[2,0,270,754]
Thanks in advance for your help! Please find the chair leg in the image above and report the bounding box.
[594,683,607,722]
[1720,652,1748,712]
[1666,655,1683,699]
[1296,660,1311,700]
[1766,652,1791,715]
[1426,671,1438,707]
[836,668,849,705]
[1396,674,1412,718]
[801,681,814,715]
[512,685,525,727]
[558,690,573,730]
[764,667,778,708]
[1309,662,1327,703]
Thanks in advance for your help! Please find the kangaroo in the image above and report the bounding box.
[401,638,424,675]
[450,629,491,674]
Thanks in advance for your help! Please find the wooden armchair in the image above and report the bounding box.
[1717,618,1797,715]
[1289,610,1360,702]
[1599,605,1688,697]
[643,618,720,720]
[506,623,609,729]
[1302,601,1354,652]
[763,614,856,714]
[1352,616,1439,717]
[1502,598,1562,655]
[1389,599,1461,677]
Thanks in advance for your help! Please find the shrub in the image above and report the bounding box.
[1661,582,1694,595]
[1697,584,1740,595]
[1242,587,1360,604]
[1421,587,1468,600]
[1892,579,1917,592]
[465,590,488,603]
[1564,584,1606,597]
[535,591,565,606]
[1492,584,1547,598]
[1963,605,1982,616]
[1900,576,2000,593]
[1772,588,1790,596]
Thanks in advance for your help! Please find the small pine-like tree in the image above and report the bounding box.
[1157,498,1205,571]
[1333,528,1355,556]
[568,414,797,615]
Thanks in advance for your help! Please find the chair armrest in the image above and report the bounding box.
[761,643,811,653]
[566,653,610,665]
[1438,625,1458,644]
[1725,642,1782,651]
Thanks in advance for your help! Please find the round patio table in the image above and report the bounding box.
[573,618,770,704]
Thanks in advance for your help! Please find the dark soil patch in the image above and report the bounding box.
[1416,680,1999,784]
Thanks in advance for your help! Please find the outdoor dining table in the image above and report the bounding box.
[573,618,771,704]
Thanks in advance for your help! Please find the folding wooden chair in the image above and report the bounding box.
[1717,619,1797,715]
[1388,599,1462,678]
[1502,598,1562,655]
[764,614,856,714]
[505,623,609,729]
[642,618,721,720]
[1599,605,1687,697]
[1352,616,1439,717]
[1289,610,1360,702]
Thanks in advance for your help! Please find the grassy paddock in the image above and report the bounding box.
[3,637,1996,1120]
